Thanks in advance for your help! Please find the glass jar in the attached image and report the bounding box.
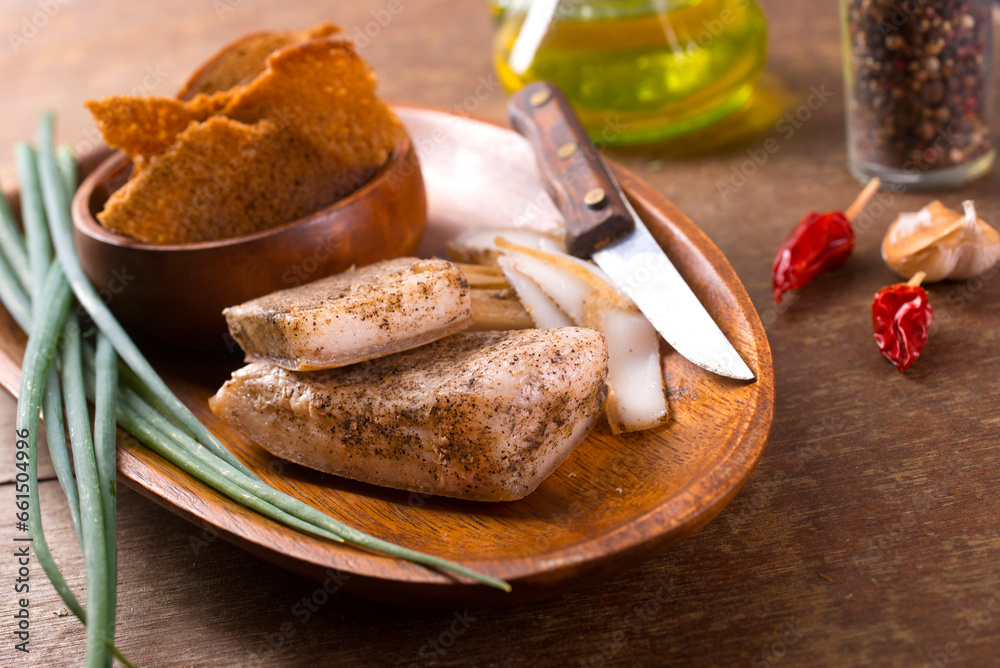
[493,0,769,145]
[841,0,995,189]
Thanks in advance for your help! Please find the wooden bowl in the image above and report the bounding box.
[0,106,774,607]
[71,131,426,353]
[34,106,773,605]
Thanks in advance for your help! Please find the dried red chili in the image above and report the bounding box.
[772,210,854,303]
[872,272,932,371]
[771,179,881,304]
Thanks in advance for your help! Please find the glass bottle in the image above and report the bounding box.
[491,0,511,20]
[493,0,769,146]
[841,0,995,189]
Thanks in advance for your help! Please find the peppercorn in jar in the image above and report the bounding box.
[842,0,994,188]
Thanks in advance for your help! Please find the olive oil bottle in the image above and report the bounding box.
[494,0,768,145]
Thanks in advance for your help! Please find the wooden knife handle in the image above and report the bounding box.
[508,81,634,258]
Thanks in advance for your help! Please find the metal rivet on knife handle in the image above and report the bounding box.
[507,81,634,258]
[507,81,755,380]
[557,142,578,159]
[584,188,606,209]
[529,89,552,107]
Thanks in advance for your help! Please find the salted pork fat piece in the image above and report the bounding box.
[209,328,609,501]
[224,257,473,371]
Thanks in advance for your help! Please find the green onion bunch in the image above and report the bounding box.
[0,114,508,667]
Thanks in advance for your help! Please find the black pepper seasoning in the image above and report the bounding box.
[842,0,995,188]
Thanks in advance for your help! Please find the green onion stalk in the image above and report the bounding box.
[0,113,509,663]
[8,145,131,665]
[60,316,112,668]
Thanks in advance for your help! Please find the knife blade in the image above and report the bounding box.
[508,81,755,381]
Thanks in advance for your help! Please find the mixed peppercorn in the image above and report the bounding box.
[844,0,993,174]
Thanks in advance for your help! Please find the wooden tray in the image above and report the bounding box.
[0,106,774,607]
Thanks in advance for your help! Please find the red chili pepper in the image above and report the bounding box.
[771,179,880,305]
[872,276,932,371]
[772,211,854,303]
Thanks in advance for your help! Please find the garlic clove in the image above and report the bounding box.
[881,200,1000,282]
[883,201,961,259]
[948,201,1000,279]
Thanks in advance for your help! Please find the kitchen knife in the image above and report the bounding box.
[508,81,755,381]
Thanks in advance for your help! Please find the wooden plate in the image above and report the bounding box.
[0,106,774,607]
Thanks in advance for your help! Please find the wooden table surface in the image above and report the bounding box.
[3,1,1000,666]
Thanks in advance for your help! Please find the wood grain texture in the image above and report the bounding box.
[507,82,634,257]
[72,132,426,353]
[1,0,999,666]
[0,107,774,607]
[0,392,54,484]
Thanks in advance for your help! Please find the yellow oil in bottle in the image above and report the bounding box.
[494,0,768,145]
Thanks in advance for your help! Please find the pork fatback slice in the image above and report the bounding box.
[223,257,473,371]
[209,328,608,501]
